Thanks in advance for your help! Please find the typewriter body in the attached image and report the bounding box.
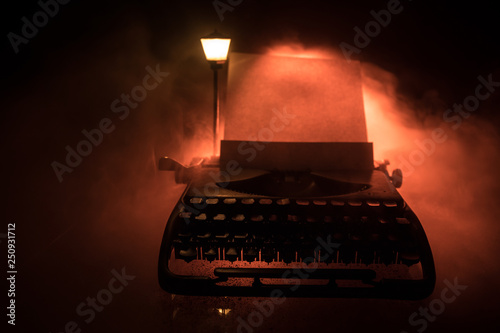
[157,52,435,299]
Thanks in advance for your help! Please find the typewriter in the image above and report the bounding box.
[157,52,436,299]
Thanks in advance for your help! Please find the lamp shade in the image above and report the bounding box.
[200,31,231,62]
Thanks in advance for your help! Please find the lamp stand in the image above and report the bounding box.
[210,62,223,157]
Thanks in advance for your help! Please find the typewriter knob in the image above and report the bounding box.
[391,169,403,188]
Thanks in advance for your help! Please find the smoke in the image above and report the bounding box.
[362,61,500,319]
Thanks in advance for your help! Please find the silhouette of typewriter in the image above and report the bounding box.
[158,52,435,299]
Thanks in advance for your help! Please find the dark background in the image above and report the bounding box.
[1,0,499,332]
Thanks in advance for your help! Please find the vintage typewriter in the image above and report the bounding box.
[157,52,436,299]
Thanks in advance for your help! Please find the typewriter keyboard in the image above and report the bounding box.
[171,196,421,267]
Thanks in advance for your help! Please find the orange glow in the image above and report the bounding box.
[361,63,424,162]
[265,43,338,60]
[357,61,500,295]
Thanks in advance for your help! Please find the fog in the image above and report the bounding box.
[362,62,500,303]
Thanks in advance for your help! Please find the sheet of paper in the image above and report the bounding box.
[223,52,367,143]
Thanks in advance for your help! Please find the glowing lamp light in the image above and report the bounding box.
[200,30,231,157]
[201,31,231,65]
